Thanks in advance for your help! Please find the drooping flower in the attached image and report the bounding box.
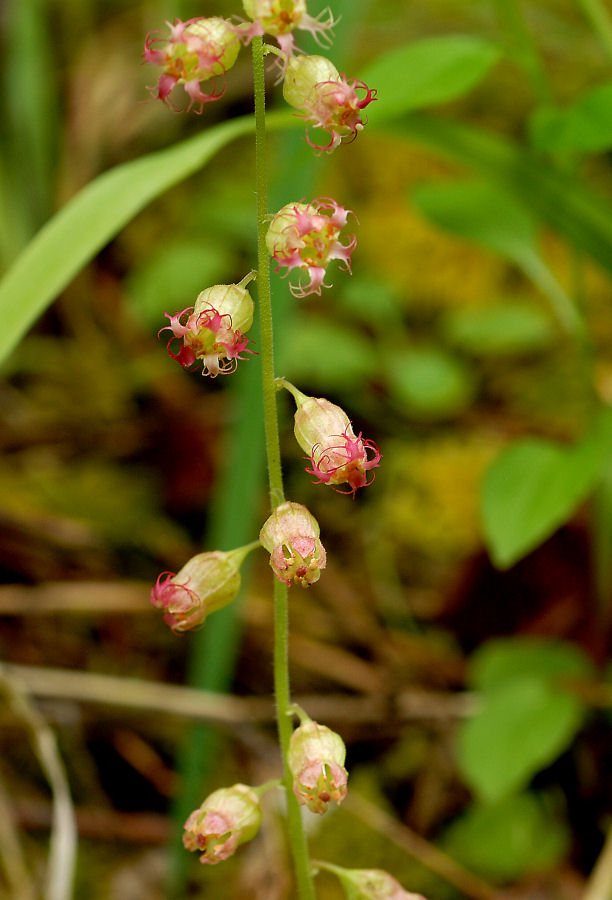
[259,501,326,587]
[317,864,427,900]
[288,720,347,814]
[266,198,356,297]
[240,1,334,61]
[160,274,256,377]
[283,54,377,152]
[183,783,262,864]
[281,381,381,495]
[150,544,256,634]
[143,17,241,111]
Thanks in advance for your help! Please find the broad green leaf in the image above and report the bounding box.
[457,676,584,802]
[529,82,612,154]
[442,302,555,356]
[382,113,612,283]
[363,35,501,121]
[0,112,292,367]
[470,638,594,693]
[442,792,569,881]
[481,411,612,568]
[385,346,476,419]
[412,179,579,333]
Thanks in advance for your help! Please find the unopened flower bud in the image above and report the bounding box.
[283,382,381,495]
[283,54,377,152]
[241,1,334,61]
[323,865,426,900]
[288,721,347,814]
[150,544,255,634]
[259,501,326,587]
[160,273,256,377]
[183,783,262,864]
[143,16,241,111]
[266,198,356,297]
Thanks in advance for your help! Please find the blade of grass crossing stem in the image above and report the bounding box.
[0,113,296,368]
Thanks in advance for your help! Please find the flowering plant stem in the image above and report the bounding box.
[251,36,316,900]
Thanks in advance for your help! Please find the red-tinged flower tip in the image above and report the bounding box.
[183,783,262,865]
[283,54,377,152]
[266,198,356,297]
[143,16,241,112]
[159,273,256,377]
[288,721,347,815]
[241,1,334,60]
[320,865,427,900]
[281,382,381,495]
[259,501,326,587]
[150,544,256,634]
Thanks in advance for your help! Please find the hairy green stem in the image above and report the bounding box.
[251,36,316,900]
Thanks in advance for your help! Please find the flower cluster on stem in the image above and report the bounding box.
[142,5,401,899]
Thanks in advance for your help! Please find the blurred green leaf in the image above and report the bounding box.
[442,302,555,356]
[441,792,569,880]
[470,638,595,692]
[458,676,584,801]
[364,35,501,121]
[125,239,234,328]
[386,345,476,419]
[385,113,612,284]
[413,179,536,258]
[481,411,612,568]
[529,82,612,154]
[412,179,578,333]
[279,318,372,390]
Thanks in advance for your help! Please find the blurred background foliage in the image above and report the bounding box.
[3,0,612,898]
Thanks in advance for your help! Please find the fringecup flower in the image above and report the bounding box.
[266,198,356,297]
[320,865,427,900]
[183,783,262,864]
[288,721,348,814]
[283,382,381,495]
[160,273,256,377]
[259,501,326,587]
[150,544,255,634]
[143,16,241,111]
[241,1,334,60]
[283,54,377,152]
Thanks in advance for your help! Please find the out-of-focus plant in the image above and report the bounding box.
[5,0,612,896]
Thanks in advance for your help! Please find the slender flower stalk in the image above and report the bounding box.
[251,35,316,900]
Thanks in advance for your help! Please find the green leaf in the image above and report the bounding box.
[529,82,612,154]
[442,302,555,356]
[457,675,584,801]
[481,411,612,568]
[279,319,372,390]
[413,179,537,260]
[0,112,292,366]
[412,179,578,333]
[363,35,501,122]
[470,638,594,693]
[385,345,476,419]
[381,113,612,284]
[441,792,569,881]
